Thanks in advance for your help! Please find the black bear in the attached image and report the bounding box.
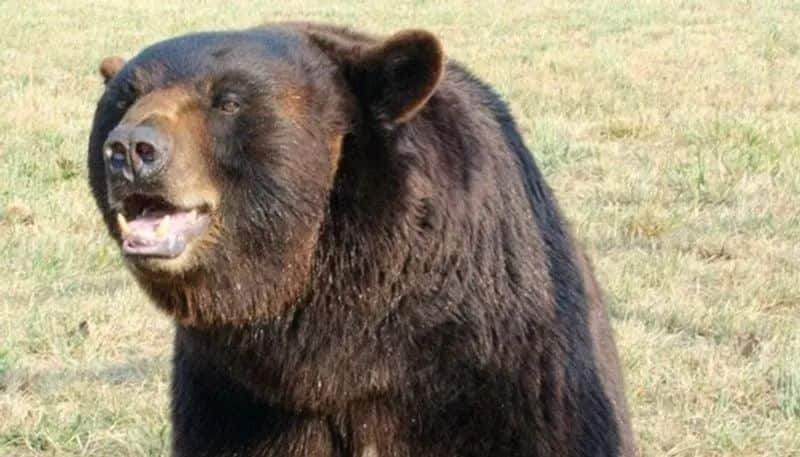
[89,22,635,457]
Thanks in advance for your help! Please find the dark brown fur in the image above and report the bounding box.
[88,22,635,457]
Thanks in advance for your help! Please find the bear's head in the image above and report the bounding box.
[88,24,444,326]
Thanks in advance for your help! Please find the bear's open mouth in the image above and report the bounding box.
[116,194,211,259]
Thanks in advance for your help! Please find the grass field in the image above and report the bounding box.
[1,1,799,455]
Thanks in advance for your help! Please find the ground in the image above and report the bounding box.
[0,1,798,456]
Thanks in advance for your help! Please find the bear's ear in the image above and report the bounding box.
[352,30,444,124]
[315,29,444,125]
[99,56,126,84]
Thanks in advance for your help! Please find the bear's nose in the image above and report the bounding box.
[103,124,170,182]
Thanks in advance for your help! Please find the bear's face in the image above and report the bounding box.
[90,30,340,278]
[89,25,443,323]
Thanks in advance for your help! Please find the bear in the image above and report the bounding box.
[88,22,635,457]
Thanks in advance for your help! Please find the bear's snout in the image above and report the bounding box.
[103,122,170,183]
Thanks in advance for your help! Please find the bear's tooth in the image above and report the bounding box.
[155,215,171,240]
[117,213,131,237]
[189,209,198,220]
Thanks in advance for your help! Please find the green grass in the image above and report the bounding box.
[1,1,799,455]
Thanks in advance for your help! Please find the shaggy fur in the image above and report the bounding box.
[88,22,635,457]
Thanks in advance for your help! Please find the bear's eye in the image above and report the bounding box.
[215,96,241,115]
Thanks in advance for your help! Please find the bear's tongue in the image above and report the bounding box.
[117,210,210,258]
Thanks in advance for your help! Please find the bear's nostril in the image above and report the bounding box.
[107,141,128,169]
[135,142,156,163]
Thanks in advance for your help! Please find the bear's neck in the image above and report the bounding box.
[141,211,442,410]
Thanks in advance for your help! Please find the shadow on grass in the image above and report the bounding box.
[12,274,133,305]
[5,357,169,395]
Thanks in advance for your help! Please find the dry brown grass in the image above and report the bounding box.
[1,1,799,455]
